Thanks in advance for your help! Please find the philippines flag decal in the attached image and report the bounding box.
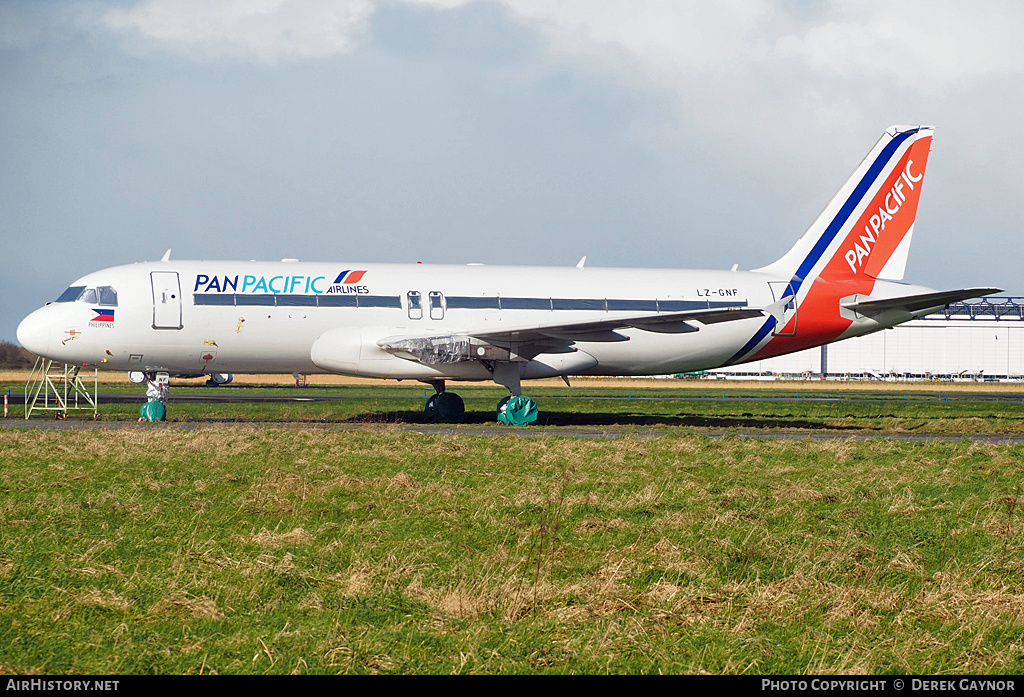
[92,308,115,322]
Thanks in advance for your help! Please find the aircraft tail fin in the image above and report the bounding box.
[755,125,934,285]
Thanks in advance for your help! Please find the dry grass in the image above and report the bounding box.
[2,426,1024,674]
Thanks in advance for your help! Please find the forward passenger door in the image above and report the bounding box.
[151,271,183,329]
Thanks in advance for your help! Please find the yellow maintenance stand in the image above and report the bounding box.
[24,358,98,419]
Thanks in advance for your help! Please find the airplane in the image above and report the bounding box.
[16,125,1000,423]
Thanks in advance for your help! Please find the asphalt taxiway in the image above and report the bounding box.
[4,417,1024,444]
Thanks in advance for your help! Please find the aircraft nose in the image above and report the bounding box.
[16,310,50,358]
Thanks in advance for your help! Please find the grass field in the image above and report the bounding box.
[2,426,1024,674]
[3,378,1024,674]
[5,372,1024,434]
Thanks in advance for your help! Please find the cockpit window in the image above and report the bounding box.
[54,285,118,306]
[56,286,86,303]
[97,286,118,306]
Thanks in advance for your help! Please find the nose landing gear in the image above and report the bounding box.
[139,371,169,422]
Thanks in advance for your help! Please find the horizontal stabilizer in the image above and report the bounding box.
[842,287,1002,316]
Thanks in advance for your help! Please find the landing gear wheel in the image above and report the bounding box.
[425,391,465,423]
[496,395,538,426]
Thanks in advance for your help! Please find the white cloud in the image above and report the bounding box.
[773,2,1024,84]
[496,0,774,73]
[397,0,476,8]
[86,0,1024,186]
[465,1,1024,180]
[98,1,1024,86]
[491,1,1024,84]
[101,0,376,64]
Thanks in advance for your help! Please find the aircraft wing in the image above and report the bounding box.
[377,306,766,364]
[465,307,765,344]
[841,287,1002,316]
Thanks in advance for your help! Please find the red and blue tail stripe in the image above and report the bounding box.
[727,126,933,366]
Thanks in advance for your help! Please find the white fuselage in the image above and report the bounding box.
[16,259,921,383]
[16,127,990,394]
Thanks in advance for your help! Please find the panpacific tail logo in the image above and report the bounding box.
[729,125,934,366]
[839,154,926,279]
[334,270,367,284]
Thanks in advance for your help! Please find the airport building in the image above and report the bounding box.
[707,297,1024,381]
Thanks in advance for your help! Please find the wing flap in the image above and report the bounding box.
[376,305,767,365]
[465,306,765,345]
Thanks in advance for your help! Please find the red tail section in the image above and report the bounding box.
[735,126,934,364]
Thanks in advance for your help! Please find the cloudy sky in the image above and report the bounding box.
[2,0,1022,342]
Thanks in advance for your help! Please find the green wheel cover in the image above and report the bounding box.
[497,395,538,426]
[139,400,166,422]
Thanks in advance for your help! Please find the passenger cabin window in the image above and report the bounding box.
[407,291,423,320]
[429,291,444,320]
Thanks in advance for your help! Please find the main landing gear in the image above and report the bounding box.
[423,380,466,423]
[421,369,540,426]
[496,395,538,426]
[491,362,538,426]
